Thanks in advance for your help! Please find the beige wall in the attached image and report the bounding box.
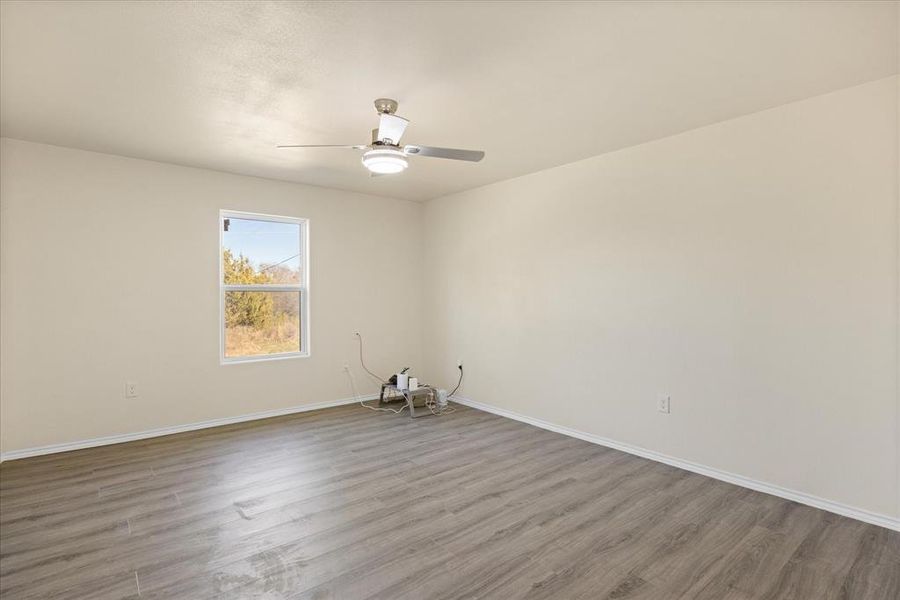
[0,138,423,452]
[2,78,898,523]
[423,77,900,519]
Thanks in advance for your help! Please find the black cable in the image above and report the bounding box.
[259,253,301,272]
[449,365,463,397]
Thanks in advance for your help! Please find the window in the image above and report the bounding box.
[220,211,308,362]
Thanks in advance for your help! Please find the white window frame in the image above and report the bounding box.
[219,210,310,364]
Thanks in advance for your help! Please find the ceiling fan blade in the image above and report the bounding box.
[377,114,409,145]
[277,144,366,149]
[403,145,484,162]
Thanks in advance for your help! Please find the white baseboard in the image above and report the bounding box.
[452,396,900,532]
[0,394,375,462]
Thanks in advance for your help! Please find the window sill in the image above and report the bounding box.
[221,352,310,365]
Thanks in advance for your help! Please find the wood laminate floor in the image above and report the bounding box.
[1,403,898,599]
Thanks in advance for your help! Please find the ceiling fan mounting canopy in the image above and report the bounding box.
[277,98,485,175]
[373,98,399,115]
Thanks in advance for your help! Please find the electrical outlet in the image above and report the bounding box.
[657,394,670,414]
[457,359,463,368]
[125,381,138,399]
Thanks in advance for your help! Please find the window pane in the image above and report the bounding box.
[224,291,301,357]
[223,218,301,284]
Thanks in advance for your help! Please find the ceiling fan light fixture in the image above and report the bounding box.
[278,98,484,172]
[361,147,408,174]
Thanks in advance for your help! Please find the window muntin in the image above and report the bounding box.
[220,211,308,362]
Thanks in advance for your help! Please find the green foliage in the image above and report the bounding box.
[223,249,278,329]
[223,248,274,286]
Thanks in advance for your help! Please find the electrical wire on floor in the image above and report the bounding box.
[345,362,407,414]
[352,331,459,416]
[423,365,462,415]
[422,386,456,416]
[350,331,408,412]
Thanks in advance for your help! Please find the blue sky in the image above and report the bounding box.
[223,218,301,272]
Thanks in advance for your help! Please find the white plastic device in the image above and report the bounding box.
[396,373,409,390]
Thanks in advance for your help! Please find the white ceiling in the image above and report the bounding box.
[2,1,897,202]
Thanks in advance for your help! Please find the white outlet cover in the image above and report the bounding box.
[658,395,670,414]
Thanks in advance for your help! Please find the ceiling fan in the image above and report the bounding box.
[277,98,485,175]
